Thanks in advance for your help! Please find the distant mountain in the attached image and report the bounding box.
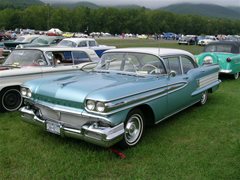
[160,3,240,19]
[0,0,43,9]
[52,1,100,9]
[51,1,143,9]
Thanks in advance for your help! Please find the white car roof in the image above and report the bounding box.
[104,47,195,59]
[17,47,96,53]
[61,38,96,43]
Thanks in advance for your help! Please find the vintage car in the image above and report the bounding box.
[57,38,116,57]
[2,35,40,57]
[195,41,240,79]
[4,35,39,50]
[198,36,218,46]
[16,35,64,49]
[178,36,196,45]
[0,47,99,112]
[19,48,221,148]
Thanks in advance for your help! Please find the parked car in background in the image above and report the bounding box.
[57,38,116,57]
[16,35,64,48]
[196,41,240,79]
[178,36,196,45]
[163,32,177,40]
[20,48,220,148]
[0,47,99,112]
[3,35,39,57]
[137,34,148,39]
[198,36,218,46]
[4,35,39,50]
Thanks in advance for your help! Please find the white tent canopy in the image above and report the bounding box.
[48,28,63,34]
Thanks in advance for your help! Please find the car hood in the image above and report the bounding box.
[24,71,162,109]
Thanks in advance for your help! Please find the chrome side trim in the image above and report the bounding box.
[198,72,218,88]
[85,81,187,116]
[155,100,199,124]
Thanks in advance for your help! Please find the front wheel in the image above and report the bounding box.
[0,88,23,112]
[233,72,239,80]
[198,91,208,105]
[119,109,145,148]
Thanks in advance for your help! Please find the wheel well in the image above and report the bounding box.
[133,104,155,126]
[0,85,21,94]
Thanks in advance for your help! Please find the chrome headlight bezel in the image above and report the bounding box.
[27,89,32,98]
[20,88,27,96]
[86,100,107,113]
[86,100,95,111]
[21,87,32,98]
[96,102,105,112]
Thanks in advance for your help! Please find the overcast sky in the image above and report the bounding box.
[42,0,240,8]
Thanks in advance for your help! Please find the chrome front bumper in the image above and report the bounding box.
[20,106,124,147]
[219,69,232,74]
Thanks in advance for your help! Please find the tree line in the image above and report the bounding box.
[0,5,240,35]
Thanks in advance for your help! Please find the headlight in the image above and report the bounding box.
[203,56,213,64]
[96,102,105,112]
[86,100,95,110]
[27,89,32,98]
[16,44,23,49]
[21,88,27,96]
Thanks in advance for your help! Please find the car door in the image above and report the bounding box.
[164,55,200,116]
[41,51,81,76]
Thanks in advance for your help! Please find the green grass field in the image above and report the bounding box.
[1,39,239,179]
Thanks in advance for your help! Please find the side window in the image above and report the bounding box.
[72,51,90,64]
[89,41,97,47]
[78,41,87,47]
[141,54,166,74]
[181,56,195,74]
[165,56,182,75]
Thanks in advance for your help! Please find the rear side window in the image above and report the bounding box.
[164,56,182,75]
[181,56,196,74]
[89,41,97,47]
[72,51,90,64]
[78,41,87,47]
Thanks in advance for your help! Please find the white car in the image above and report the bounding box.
[0,47,99,112]
[57,38,116,57]
[198,36,218,46]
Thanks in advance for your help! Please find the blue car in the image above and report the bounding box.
[19,48,221,148]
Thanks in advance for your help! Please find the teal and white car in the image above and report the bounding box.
[195,41,240,79]
[20,48,221,148]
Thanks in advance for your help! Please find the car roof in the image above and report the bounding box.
[207,40,240,47]
[61,38,95,43]
[104,47,194,58]
[13,47,96,53]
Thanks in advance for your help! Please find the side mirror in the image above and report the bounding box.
[80,62,97,72]
[168,70,177,78]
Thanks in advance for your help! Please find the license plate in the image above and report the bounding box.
[46,121,61,135]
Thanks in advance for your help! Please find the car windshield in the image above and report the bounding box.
[95,52,166,75]
[31,37,49,45]
[58,40,77,47]
[3,50,46,66]
[204,44,233,53]
[15,36,37,42]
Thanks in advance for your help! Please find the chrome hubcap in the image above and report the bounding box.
[201,92,207,104]
[125,114,142,144]
[234,73,239,80]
